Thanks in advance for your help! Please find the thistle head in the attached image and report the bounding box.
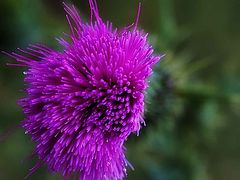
[6,1,162,179]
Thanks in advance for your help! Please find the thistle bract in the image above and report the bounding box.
[7,1,161,179]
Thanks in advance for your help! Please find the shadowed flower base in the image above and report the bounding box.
[6,0,161,179]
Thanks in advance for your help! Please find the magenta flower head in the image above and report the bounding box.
[6,0,161,179]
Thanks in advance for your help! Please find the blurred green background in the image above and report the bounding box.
[0,0,239,179]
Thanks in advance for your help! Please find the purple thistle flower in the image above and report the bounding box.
[6,1,161,179]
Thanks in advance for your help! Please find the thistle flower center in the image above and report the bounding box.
[82,73,142,138]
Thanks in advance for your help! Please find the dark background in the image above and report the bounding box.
[0,0,239,179]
